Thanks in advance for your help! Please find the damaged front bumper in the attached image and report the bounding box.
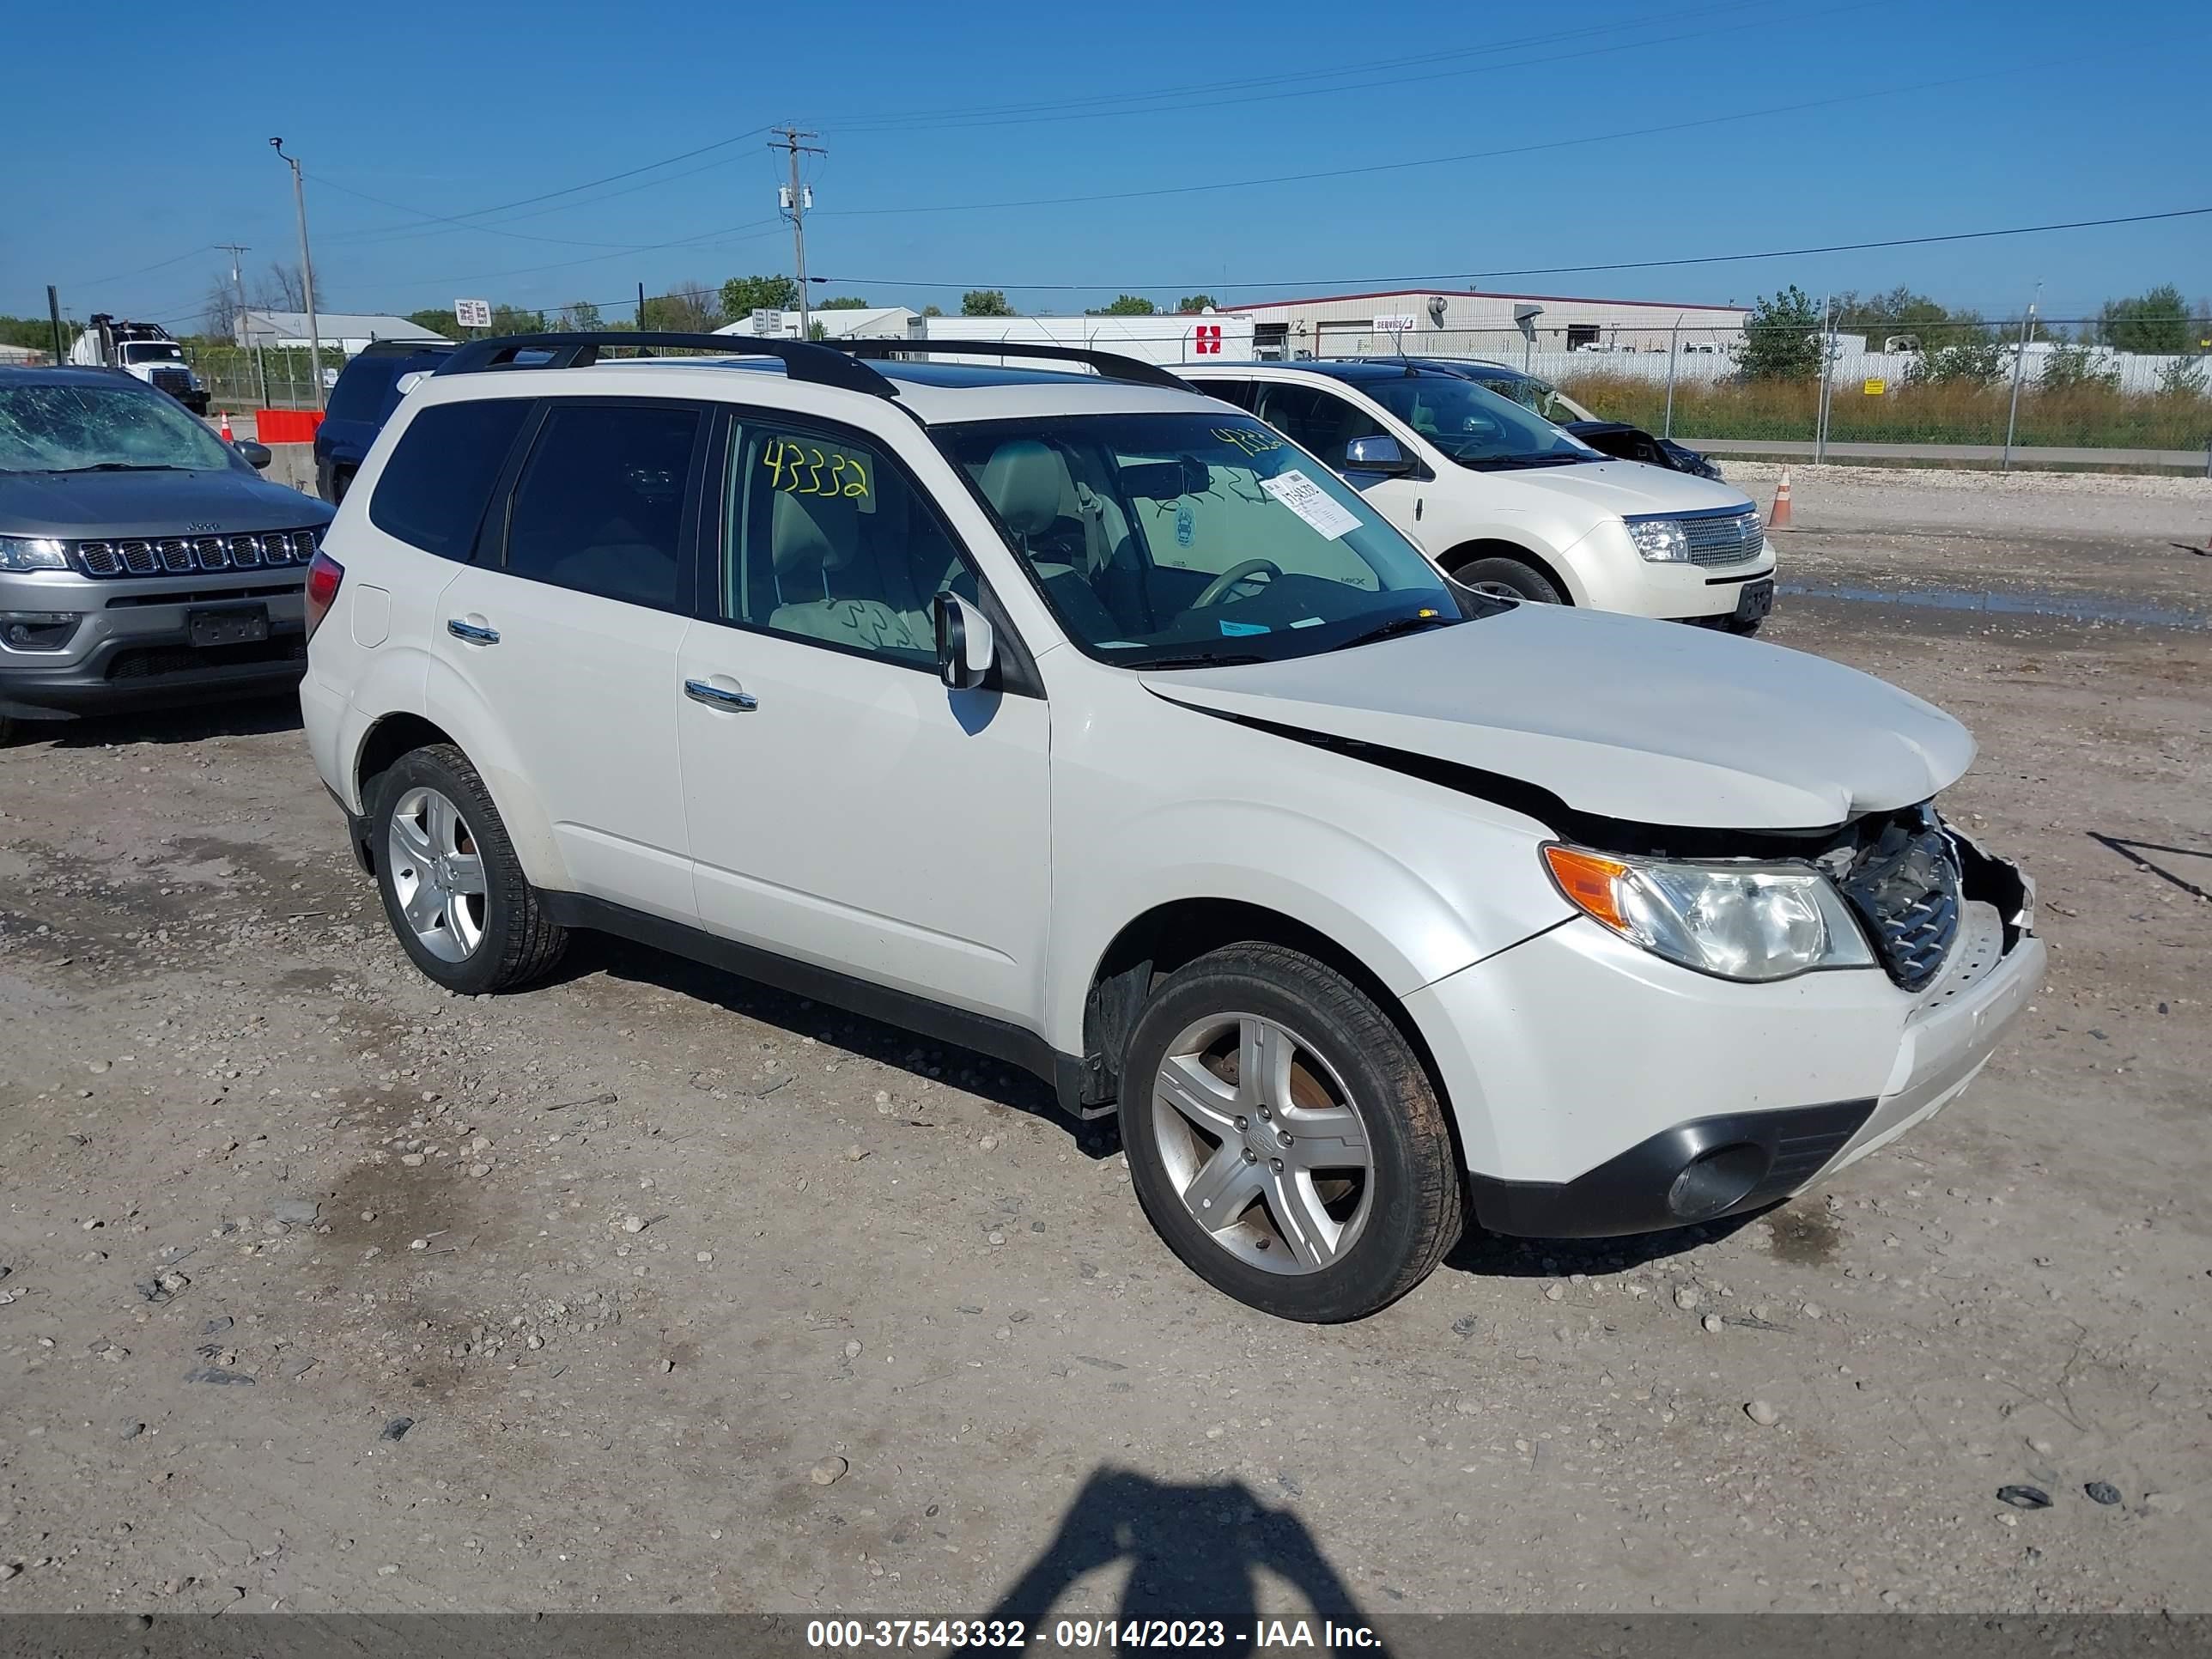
[1407,822,2044,1237]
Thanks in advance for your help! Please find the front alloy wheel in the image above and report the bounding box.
[1152,1013,1375,1273]
[1120,943,1463,1322]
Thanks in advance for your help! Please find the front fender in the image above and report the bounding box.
[1043,779,1567,1055]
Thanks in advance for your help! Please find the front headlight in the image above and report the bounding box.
[1625,518,1690,562]
[1544,843,1875,981]
[0,536,70,572]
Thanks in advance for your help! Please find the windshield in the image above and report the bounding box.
[1462,367,1595,424]
[937,413,1458,669]
[0,383,234,473]
[1365,374,1602,469]
[121,342,185,363]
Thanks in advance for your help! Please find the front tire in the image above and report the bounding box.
[370,744,566,994]
[1118,943,1464,1322]
[1448,554,1562,605]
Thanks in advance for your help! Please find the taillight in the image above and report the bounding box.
[304,550,344,641]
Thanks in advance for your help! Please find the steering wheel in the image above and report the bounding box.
[1194,558,1283,606]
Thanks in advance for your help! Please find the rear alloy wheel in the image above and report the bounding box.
[370,744,566,994]
[1120,944,1463,1322]
[1447,555,1562,605]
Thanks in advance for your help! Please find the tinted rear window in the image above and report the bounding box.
[368,398,532,561]
[325,357,407,424]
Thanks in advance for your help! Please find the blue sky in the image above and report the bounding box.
[9,0,2207,333]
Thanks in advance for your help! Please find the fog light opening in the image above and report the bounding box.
[1667,1142,1767,1221]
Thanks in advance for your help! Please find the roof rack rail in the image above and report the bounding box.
[830,337,1191,391]
[432,332,896,398]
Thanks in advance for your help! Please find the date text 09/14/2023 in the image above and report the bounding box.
[803,1617,1382,1649]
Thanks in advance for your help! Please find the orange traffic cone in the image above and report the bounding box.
[1769,467,1794,531]
[218,411,234,441]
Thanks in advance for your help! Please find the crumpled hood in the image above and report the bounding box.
[0,468,331,539]
[1489,458,1751,519]
[1140,604,1975,830]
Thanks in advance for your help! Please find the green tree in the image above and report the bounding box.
[404,307,466,341]
[1176,295,1218,313]
[2096,284,2192,354]
[817,296,871,310]
[2039,343,2119,392]
[640,282,720,334]
[487,304,550,335]
[2154,356,2208,398]
[721,274,799,319]
[961,289,1014,317]
[1738,286,1822,380]
[1086,295,1157,316]
[921,304,945,318]
[556,301,603,331]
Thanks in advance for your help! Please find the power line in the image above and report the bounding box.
[816,66,2038,221]
[60,244,219,290]
[305,126,777,246]
[823,0,1813,134]
[812,205,2212,295]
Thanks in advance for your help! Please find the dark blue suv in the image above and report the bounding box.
[314,339,457,502]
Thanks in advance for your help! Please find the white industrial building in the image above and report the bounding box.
[234,311,448,353]
[1224,288,1750,361]
[716,306,919,340]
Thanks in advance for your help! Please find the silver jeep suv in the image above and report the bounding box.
[0,366,333,743]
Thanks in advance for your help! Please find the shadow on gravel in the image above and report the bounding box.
[548,931,1127,1153]
[2089,830,2210,902]
[1443,1208,1765,1280]
[984,1467,1368,1649]
[25,692,303,749]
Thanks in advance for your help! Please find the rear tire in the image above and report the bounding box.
[370,744,566,994]
[1448,555,1563,605]
[1118,943,1464,1322]
[0,714,16,747]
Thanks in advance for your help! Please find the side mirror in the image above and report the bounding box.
[1343,434,1415,477]
[235,440,272,471]
[932,592,995,690]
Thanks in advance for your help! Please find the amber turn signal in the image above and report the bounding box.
[1541,843,1633,932]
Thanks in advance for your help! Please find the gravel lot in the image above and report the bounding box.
[1,466,2207,1620]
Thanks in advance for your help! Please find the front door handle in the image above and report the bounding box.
[447,617,500,645]
[684,678,757,712]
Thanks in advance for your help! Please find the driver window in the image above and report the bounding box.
[1256,385,1386,465]
[722,421,969,667]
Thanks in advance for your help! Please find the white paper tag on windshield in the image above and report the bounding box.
[1259,470,1361,541]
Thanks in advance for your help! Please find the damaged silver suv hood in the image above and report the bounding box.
[1140,603,1975,830]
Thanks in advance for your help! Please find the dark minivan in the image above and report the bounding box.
[314,338,457,503]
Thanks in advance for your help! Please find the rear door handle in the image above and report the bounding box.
[447,617,500,645]
[684,678,757,711]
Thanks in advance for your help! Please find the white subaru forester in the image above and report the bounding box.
[298,333,2045,1322]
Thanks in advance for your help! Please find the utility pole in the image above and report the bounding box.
[269,139,325,409]
[771,126,825,339]
[2002,279,2042,474]
[217,242,261,407]
[46,286,65,367]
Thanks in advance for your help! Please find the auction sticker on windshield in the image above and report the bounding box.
[1258,470,1361,540]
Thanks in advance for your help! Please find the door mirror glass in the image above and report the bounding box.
[932,592,995,690]
[1342,434,1414,477]
[235,439,272,471]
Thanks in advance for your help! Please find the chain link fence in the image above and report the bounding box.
[183,345,344,412]
[1312,322,2212,465]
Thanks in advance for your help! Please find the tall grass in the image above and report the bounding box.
[1559,372,2212,452]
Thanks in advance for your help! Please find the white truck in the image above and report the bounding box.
[67,315,210,414]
